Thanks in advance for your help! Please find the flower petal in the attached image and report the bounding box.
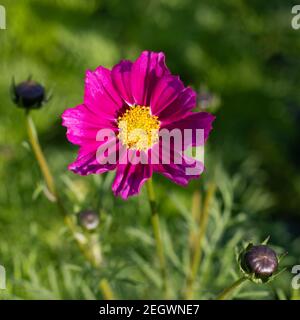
[111,60,134,105]
[112,152,152,199]
[84,66,124,119]
[68,138,119,176]
[153,155,204,186]
[150,75,184,116]
[158,87,197,123]
[62,104,117,146]
[131,51,170,106]
[163,112,216,147]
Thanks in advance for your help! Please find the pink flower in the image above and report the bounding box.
[62,51,215,199]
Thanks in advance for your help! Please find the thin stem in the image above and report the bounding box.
[216,277,248,300]
[25,112,102,268]
[26,112,67,217]
[99,279,116,300]
[185,182,216,299]
[89,233,103,268]
[146,178,168,297]
[66,216,102,268]
[26,113,57,198]
[188,190,202,257]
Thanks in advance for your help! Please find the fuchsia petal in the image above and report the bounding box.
[112,164,152,199]
[153,156,204,186]
[84,66,124,119]
[163,112,216,146]
[158,87,197,123]
[112,150,152,199]
[150,75,184,115]
[151,143,204,185]
[131,51,170,106]
[68,152,116,176]
[111,60,134,105]
[68,138,119,176]
[62,104,117,146]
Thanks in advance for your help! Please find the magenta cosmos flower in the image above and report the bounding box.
[62,51,215,199]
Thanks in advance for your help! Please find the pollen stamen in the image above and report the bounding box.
[117,105,160,151]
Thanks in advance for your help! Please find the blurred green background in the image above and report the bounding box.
[0,0,299,299]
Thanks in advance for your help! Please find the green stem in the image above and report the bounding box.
[26,113,57,198]
[185,182,216,299]
[25,112,102,268]
[188,190,202,258]
[146,178,168,297]
[216,277,248,300]
[89,233,103,268]
[99,279,116,300]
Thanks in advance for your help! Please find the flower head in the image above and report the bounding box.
[62,51,215,199]
[11,78,47,109]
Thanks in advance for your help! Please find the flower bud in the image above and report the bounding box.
[78,210,100,231]
[238,239,286,284]
[244,245,278,277]
[11,78,46,109]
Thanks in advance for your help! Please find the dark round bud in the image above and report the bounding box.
[78,210,100,231]
[12,79,46,109]
[244,245,278,277]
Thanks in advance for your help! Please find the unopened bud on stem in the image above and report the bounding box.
[244,245,278,277]
[11,78,48,109]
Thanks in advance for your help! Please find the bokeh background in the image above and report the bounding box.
[0,0,299,299]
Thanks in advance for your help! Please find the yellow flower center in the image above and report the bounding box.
[117,105,160,151]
